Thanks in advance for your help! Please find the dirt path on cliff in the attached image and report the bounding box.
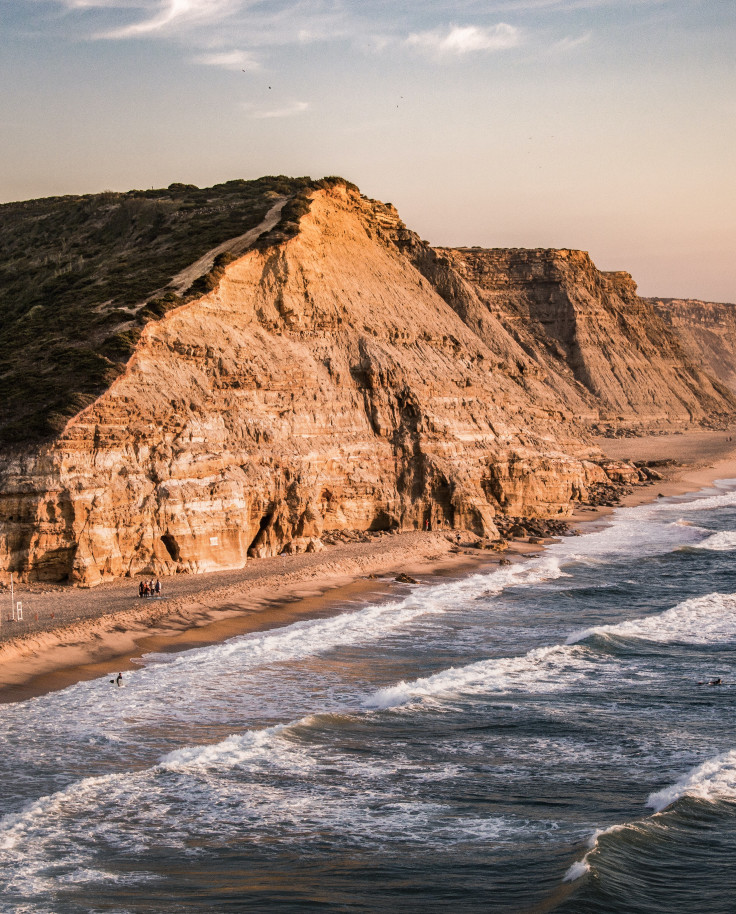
[166,195,287,295]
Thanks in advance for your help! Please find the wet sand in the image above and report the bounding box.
[2,429,736,703]
[0,531,503,702]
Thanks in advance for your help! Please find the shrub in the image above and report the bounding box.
[0,175,317,444]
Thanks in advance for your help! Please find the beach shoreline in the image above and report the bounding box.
[2,429,735,704]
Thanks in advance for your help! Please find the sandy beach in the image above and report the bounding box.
[2,428,735,704]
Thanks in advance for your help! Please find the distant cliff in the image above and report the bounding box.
[649,298,736,393]
[410,247,734,433]
[0,179,732,584]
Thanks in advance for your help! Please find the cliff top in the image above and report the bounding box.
[0,174,730,448]
[646,297,736,309]
[0,175,352,444]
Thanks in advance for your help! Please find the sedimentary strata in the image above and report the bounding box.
[0,181,732,584]
[649,298,736,394]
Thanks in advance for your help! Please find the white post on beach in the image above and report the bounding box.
[15,602,22,621]
[9,572,13,623]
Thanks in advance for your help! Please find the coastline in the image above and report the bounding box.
[2,429,736,704]
[0,531,500,702]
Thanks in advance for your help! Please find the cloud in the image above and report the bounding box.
[100,0,237,39]
[405,23,521,57]
[243,100,309,119]
[472,0,669,9]
[551,31,592,52]
[193,48,260,71]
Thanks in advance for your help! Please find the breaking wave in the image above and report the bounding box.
[692,530,736,551]
[564,749,736,882]
[365,643,609,710]
[647,750,736,812]
[567,591,736,646]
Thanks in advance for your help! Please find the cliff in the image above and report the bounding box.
[649,298,736,393]
[0,180,732,584]
[0,176,312,442]
[410,247,734,434]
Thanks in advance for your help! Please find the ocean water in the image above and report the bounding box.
[2,484,736,913]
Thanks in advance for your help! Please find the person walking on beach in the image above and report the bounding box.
[155,578,161,597]
[138,581,144,598]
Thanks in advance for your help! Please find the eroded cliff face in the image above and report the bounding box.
[411,247,735,432]
[0,183,730,584]
[649,298,736,393]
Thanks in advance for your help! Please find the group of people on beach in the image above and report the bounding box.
[138,579,161,598]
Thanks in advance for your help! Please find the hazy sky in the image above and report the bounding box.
[2,0,734,300]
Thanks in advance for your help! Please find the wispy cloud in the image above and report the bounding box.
[551,30,592,52]
[243,100,309,119]
[99,0,238,39]
[471,0,670,9]
[193,48,260,71]
[405,23,521,57]
[30,0,634,63]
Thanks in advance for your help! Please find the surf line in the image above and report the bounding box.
[563,748,736,883]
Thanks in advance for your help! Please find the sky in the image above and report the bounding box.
[2,0,735,301]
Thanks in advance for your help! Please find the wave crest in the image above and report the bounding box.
[364,643,600,710]
[695,530,736,551]
[567,591,736,646]
[647,749,736,812]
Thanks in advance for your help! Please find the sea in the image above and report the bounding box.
[1,482,736,913]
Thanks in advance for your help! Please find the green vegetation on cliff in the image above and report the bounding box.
[0,175,318,444]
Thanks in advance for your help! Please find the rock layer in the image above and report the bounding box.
[412,247,734,432]
[0,182,732,584]
[649,298,736,393]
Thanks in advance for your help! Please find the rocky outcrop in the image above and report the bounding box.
[0,182,732,584]
[649,298,736,393]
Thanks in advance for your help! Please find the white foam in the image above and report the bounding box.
[550,506,707,566]
[567,591,736,646]
[55,867,158,886]
[647,750,736,812]
[548,481,736,569]
[694,530,736,551]
[563,859,591,882]
[563,822,629,882]
[662,488,736,513]
[364,643,605,710]
[160,720,306,773]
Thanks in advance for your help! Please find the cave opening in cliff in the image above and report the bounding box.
[368,510,398,532]
[160,534,181,562]
[247,511,274,554]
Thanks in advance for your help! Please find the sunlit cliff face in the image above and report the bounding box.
[0,183,732,584]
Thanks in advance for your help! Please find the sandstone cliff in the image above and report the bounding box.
[0,181,731,584]
[649,298,736,393]
[410,247,734,433]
